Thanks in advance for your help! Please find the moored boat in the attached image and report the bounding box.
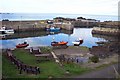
[50,27,60,31]
[72,38,83,46]
[51,41,68,46]
[0,27,14,34]
[16,42,29,48]
[46,27,61,31]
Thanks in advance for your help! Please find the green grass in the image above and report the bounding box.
[63,62,90,75]
[2,55,27,78]
[40,47,52,53]
[79,46,89,51]
[2,48,90,78]
[69,46,89,51]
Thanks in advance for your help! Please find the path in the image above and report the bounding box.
[71,64,119,78]
[51,51,59,63]
[53,46,90,56]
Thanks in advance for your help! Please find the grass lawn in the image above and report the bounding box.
[2,48,90,78]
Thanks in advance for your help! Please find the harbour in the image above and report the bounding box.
[1,28,104,49]
[1,13,119,78]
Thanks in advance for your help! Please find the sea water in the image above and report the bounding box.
[1,13,118,22]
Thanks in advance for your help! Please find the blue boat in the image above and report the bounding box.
[50,27,60,31]
[46,27,61,31]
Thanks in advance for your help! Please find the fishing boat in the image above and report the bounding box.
[16,42,29,48]
[51,41,68,46]
[0,27,14,34]
[72,38,83,46]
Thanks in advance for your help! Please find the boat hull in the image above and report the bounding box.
[50,28,60,31]
[0,29,14,34]
[51,41,68,46]
[16,44,29,48]
[5,29,14,34]
[72,40,83,46]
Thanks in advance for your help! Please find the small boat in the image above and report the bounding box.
[0,27,14,34]
[50,27,60,31]
[72,38,83,46]
[96,41,106,44]
[16,42,29,48]
[46,27,60,31]
[51,41,68,46]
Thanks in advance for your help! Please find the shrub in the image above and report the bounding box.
[89,55,99,63]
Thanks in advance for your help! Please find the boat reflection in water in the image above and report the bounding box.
[0,34,14,40]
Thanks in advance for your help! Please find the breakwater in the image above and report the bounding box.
[92,27,120,36]
[72,21,98,28]
[2,20,74,32]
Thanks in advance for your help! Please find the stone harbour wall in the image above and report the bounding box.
[92,27,120,36]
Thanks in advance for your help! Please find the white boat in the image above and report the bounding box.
[72,38,83,46]
[0,27,14,34]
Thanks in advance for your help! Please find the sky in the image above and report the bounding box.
[0,0,119,15]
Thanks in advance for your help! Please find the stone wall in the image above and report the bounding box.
[92,27,120,36]
[72,21,98,28]
[1,20,74,32]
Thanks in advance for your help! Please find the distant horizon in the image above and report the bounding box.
[1,13,118,22]
[1,12,118,17]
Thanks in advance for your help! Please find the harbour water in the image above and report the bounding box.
[0,28,107,49]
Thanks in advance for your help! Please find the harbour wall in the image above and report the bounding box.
[1,20,74,32]
[1,20,98,32]
[92,27,120,36]
[72,21,98,28]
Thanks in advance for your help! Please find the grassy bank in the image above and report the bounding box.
[2,48,90,78]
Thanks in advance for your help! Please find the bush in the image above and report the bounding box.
[90,55,99,63]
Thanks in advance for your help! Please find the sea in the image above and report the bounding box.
[0,13,118,22]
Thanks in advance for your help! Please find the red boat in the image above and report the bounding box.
[51,41,68,46]
[16,42,29,48]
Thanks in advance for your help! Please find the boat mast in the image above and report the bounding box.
[52,37,55,42]
[20,16,22,27]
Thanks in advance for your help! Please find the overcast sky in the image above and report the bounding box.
[1,0,119,15]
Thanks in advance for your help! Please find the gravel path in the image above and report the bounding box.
[53,46,90,56]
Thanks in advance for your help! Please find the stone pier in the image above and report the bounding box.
[92,27,120,36]
[1,20,74,32]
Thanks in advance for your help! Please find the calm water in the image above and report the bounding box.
[1,13,118,22]
[0,28,107,49]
